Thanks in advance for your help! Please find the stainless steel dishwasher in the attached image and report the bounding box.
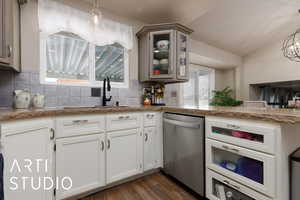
[162,113,205,197]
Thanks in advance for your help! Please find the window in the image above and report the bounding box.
[40,32,129,88]
[38,0,132,88]
[180,65,215,107]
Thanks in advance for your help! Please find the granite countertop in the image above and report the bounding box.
[1,105,300,124]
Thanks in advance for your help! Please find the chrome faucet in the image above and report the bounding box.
[102,77,112,106]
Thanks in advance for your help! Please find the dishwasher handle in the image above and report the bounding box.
[163,118,201,129]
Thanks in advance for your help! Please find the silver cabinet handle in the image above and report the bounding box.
[227,124,241,130]
[163,118,200,129]
[222,145,240,153]
[7,45,12,58]
[107,139,111,149]
[118,116,130,120]
[50,128,55,140]
[145,133,148,142]
[223,180,240,191]
[72,120,88,124]
[101,141,105,151]
[222,145,229,150]
[231,148,240,152]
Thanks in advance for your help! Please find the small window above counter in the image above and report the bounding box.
[137,23,193,83]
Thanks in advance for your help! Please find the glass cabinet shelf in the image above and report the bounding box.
[212,147,264,184]
[137,23,193,83]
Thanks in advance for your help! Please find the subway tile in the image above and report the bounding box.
[57,96,70,107]
[30,72,40,85]
[44,85,57,97]
[57,86,70,97]
[69,97,81,106]
[30,85,44,95]
[15,72,30,84]
[81,87,91,97]
[70,87,81,97]
[45,96,57,108]
[14,82,30,91]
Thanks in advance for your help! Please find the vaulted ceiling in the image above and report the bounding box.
[82,0,300,56]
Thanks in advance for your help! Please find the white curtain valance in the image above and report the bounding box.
[38,0,133,50]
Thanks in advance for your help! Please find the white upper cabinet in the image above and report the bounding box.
[106,129,143,184]
[1,119,54,200]
[56,134,106,200]
[137,23,193,83]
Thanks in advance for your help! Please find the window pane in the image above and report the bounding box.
[95,43,125,82]
[46,32,89,82]
[183,72,197,107]
[198,73,210,106]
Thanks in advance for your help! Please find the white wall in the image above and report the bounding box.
[190,39,242,68]
[215,68,236,95]
[239,40,300,100]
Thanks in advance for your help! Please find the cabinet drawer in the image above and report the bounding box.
[206,139,275,197]
[207,170,272,200]
[56,115,105,138]
[143,112,157,127]
[206,117,278,154]
[106,113,141,131]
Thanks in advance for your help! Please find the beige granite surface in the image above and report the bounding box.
[1,105,300,124]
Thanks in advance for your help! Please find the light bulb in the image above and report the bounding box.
[93,13,99,25]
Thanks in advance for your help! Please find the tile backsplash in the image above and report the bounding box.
[0,70,143,108]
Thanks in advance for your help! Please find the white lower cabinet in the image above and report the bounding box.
[207,170,272,200]
[2,119,54,200]
[56,134,106,200]
[206,138,275,197]
[143,127,157,171]
[106,129,143,184]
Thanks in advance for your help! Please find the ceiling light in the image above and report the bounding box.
[91,0,102,25]
[282,10,300,62]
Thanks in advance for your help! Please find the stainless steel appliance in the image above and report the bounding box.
[162,113,205,196]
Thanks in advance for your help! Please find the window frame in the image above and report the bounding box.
[39,32,130,88]
[178,64,215,107]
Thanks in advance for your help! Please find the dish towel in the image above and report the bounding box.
[0,154,4,200]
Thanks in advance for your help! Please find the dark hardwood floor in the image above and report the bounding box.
[81,173,201,200]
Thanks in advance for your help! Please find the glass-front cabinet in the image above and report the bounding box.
[176,32,189,80]
[150,30,175,79]
[137,23,193,83]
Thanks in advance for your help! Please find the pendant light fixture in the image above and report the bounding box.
[282,10,300,62]
[91,0,102,25]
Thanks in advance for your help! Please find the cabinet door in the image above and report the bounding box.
[206,170,272,200]
[106,129,143,184]
[2,126,54,200]
[143,127,157,171]
[176,31,189,80]
[56,134,106,200]
[206,139,275,197]
[150,30,176,79]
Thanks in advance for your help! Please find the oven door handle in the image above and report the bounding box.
[163,118,200,129]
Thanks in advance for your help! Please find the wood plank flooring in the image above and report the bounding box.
[81,173,201,200]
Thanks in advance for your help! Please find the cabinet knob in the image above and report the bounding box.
[7,45,12,58]
[50,128,55,140]
[101,141,105,151]
[107,139,111,149]
[145,133,148,142]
